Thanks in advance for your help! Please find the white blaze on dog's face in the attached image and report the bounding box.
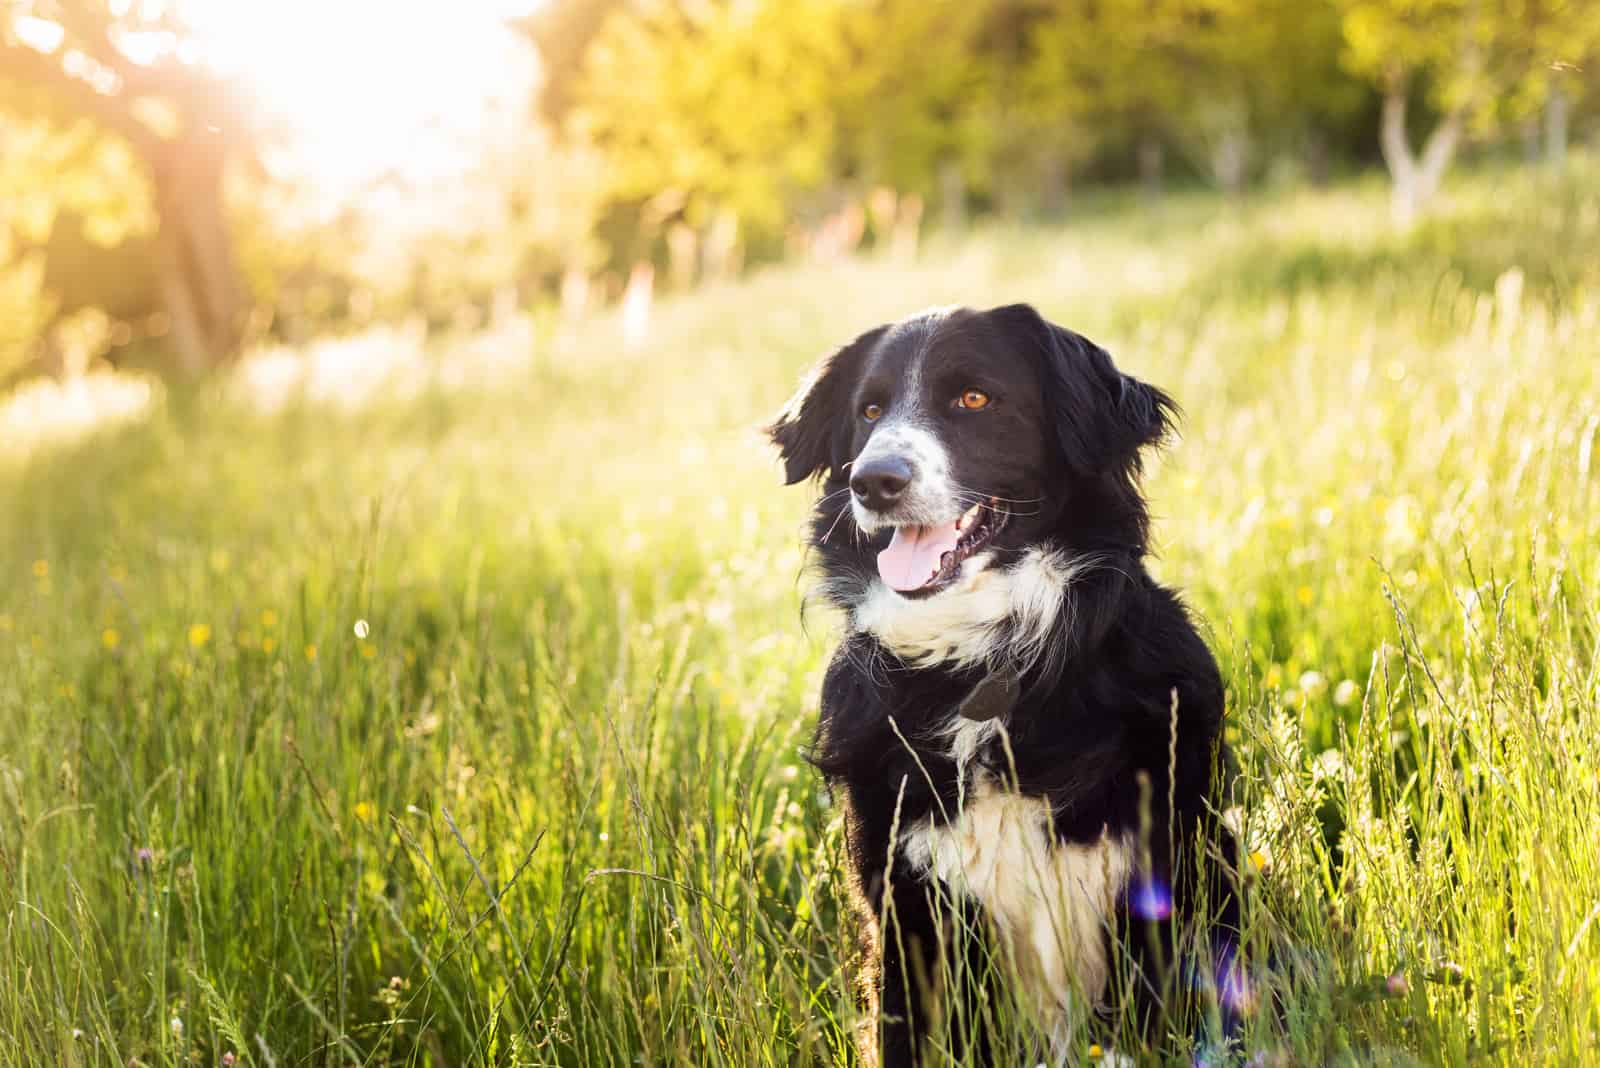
[841,308,1056,599]
[770,303,1175,666]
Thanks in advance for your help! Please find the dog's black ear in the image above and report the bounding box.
[991,303,1176,476]
[767,325,886,484]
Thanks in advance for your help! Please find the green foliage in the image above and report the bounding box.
[1337,0,1599,122]
[577,0,851,237]
[833,0,994,195]
[0,237,51,379]
[523,0,630,122]
[1338,0,1481,91]
[1022,0,1361,189]
[1498,0,1600,121]
[2,0,272,373]
[2,159,1599,1064]
[0,107,154,376]
[5,0,1600,378]
[570,0,1383,246]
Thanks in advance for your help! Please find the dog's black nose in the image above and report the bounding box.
[850,457,913,510]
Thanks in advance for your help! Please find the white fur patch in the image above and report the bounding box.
[852,547,1078,671]
[900,786,1133,1047]
[850,420,955,534]
[941,716,1003,786]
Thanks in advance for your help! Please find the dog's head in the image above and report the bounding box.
[769,304,1174,600]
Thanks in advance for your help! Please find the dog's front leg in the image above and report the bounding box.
[867,863,944,1068]
[865,863,995,1068]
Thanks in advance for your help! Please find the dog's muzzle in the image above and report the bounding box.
[850,456,913,512]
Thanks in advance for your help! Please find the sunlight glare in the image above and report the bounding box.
[179,0,544,190]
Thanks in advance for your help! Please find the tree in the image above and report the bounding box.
[1026,0,1201,199]
[1170,0,1360,192]
[1497,0,1600,167]
[1338,0,1517,223]
[951,0,1086,218]
[1,0,260,373]
[0,105,154,378]
[519,0,629,124]
[574,0,850,258]
[832,0,990,225]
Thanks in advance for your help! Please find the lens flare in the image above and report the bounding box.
[1129,876,1173,921]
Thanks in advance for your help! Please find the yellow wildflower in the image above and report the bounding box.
[102,628,120,650]
[304,643,318,662]
[261,609,278,629]
[32,559,48,578]
[188,623,212,649]
[261,636,278,655]
[1296,586,1314,606]
[354,801,376,824]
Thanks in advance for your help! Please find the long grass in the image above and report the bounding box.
[2,157,1598,1065]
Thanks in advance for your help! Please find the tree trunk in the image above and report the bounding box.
[1545,83,1569,168]
[620,261,653,350]
[1519,116,1541,162]
[1414,110,1462,211]
[559,262,589,322]
[150,137,246,375]
[996,173,1027,221]
[938,159,966,233]
[1138,136,1164,202]
[891,193,923,260]
[1379,84,1461,227]
[1211,128,1248,196]
[702,209,740,282]
[152,237,209,376]
[1304,127,1330,188]
[1379,87,1416,222]
[665,221,698,290]
[1037,148,1069,220]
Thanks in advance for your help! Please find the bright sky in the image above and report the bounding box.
[178,0,545,191]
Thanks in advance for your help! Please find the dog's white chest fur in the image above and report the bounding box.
[852,543,1132,1044]
[901,784,1133,1040]
[852,547,1079,671]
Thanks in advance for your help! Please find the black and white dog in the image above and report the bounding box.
[769,304,1242,1065]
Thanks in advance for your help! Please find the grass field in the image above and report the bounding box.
[3,159,1599,1066]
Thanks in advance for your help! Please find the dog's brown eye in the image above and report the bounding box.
[957,390,990,410]
[862,403,884,422]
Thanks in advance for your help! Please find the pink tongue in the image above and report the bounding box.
[877,522,962,591]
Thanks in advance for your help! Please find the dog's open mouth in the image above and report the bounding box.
[876,499,1005,596]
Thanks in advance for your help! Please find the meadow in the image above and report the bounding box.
[3,159,1599,1066]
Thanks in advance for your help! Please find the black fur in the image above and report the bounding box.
[769,304,1241,1064]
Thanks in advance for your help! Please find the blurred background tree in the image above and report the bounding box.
[0,110,153,380]
[1,0,1596,387]
[1337,0,1599,221]
[1,0,259,375]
